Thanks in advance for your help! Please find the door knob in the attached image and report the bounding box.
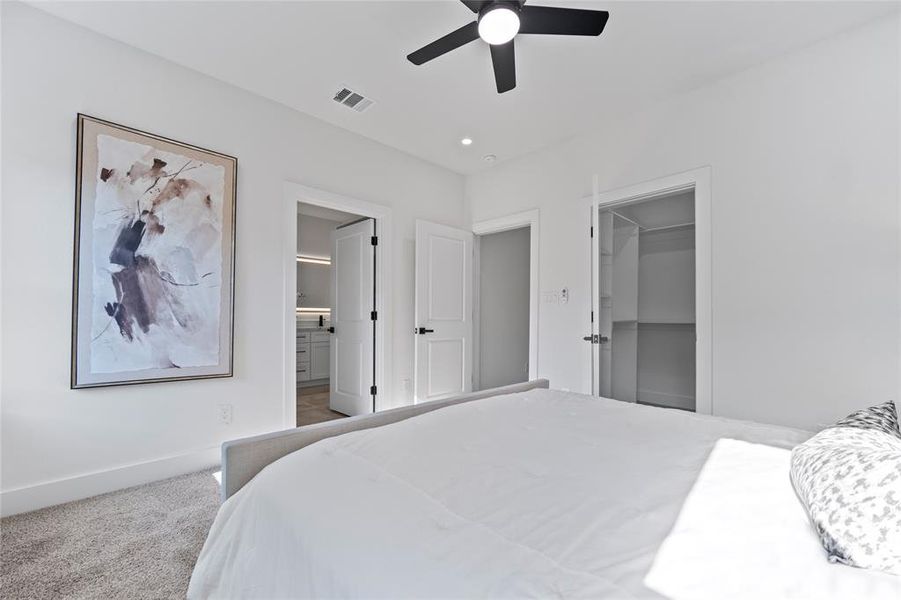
[327,326,335,333]
[416,327,435,335]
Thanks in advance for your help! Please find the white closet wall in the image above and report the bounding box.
[637,324,696,410]
[637,224,696,411]
[638,226,695,323]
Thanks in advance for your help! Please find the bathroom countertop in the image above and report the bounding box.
[295,320,330,332]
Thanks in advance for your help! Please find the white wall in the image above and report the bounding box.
[297,213,342,259]
[0,3,464,514]
[478,227,531,389]
[466,16,900,432]
[297,214,341,310]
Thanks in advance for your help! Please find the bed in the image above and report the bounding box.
[189,382,901,598]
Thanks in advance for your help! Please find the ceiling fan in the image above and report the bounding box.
[407,1,609,94]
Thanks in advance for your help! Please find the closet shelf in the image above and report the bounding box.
[614,319,695,325]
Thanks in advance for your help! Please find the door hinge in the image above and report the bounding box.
[590,226,594,238]
[370,385,377,396]
[591,310,594,323]
[371,235,378,246]
[370,310,378,321]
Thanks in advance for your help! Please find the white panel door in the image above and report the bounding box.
[414,220,473,402]
[330,219,375,416]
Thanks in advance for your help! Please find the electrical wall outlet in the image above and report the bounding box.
[218,403,233,425]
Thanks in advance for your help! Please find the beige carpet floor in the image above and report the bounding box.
[1,469,220,599]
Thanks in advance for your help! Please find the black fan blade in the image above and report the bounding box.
[460,0,489,12]
[407,21,480,65]
[519,5,609,36]
[490,40,516,93]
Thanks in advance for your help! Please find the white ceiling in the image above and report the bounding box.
[34,1,898,174]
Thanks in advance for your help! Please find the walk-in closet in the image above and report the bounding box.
[598,189,696,411]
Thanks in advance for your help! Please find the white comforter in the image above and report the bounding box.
[188,389,900,598]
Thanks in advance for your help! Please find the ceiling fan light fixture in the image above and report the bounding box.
[406,0,610,94]
[478,6,520,45]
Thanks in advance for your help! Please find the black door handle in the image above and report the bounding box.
[327,327,335,333]
[417,327,435,335]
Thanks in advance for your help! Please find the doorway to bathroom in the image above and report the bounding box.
[294,201,380,426]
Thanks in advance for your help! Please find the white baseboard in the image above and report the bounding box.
[0,446,220,517]
[638,389,696,411]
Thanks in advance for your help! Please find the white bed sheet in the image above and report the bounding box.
[188,388,895,598]
[645,438,901,600]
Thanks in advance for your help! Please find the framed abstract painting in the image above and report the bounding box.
[71,114,237,388]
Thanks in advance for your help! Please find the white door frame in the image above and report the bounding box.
[472,209,540,388]
[586,168,712,415]
[282,182,393,428]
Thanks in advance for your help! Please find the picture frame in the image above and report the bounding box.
[71,114,237,388]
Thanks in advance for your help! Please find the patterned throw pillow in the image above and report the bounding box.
[832,400,901,439]
[790,400,901,576]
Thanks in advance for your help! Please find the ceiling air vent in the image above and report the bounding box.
[333,87,374,113]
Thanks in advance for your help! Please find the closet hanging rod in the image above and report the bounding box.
[607,210,694,233]
[641,221,695,233]
[610,211,641,228]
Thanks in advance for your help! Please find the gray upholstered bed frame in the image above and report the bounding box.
[220,378,550,501]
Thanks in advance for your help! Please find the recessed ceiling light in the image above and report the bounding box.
[461,138,473,146]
